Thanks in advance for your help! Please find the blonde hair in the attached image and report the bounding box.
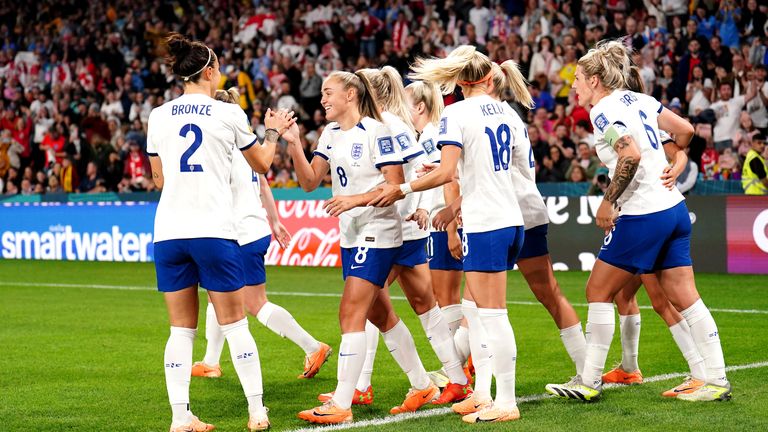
[214,87,240,104]
[577,40,632,91]
[410,45,493,95]
[326,71,383,122]
[405,80,444,127]
[490,61,534,109]
[358,66,415,132]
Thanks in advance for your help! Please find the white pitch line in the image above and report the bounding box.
[2,281,768,315]
[288,361,768,432]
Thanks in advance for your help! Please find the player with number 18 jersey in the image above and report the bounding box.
[438,94,525,272]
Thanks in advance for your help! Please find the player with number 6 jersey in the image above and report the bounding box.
[545,40,730,405]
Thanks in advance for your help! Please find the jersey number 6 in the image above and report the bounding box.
[179,124,204,172]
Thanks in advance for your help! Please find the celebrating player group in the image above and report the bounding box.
[146,32,731,432]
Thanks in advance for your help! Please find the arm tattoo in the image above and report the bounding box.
[153,172,159,179]
[603,155,639,204]
[612,134,632,152]
[264,129,279,143]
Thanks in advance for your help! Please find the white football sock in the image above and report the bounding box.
[332,331,366,409]
[681,299,727,386]
[669,319,706,381]
[581,302,615,388]
[256,301,321,355]
[478,308,517,409]
[453,325,471,363]
[220,318,264,415]
[203,303,225,366]
[441,304,463,336]
[382,319,431,390]
[619,314,641,372]
[462,299,492,400]
[419,305,467,385]
[355,320,379,391]
[559,322,586,377]
[165,326,196,425]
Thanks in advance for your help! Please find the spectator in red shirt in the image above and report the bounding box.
[359,8,384,59]
[40,124,67,168]
[123,140,148,190]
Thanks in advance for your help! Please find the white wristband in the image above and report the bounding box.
[399,182,413,195]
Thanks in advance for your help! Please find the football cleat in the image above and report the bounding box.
[432,381,473,404]
[662,377,705,398]
[191,362,222,378]
[677,382,732,402]
[462,404,520,423]
[297,400,353,424]
[545,376,602,402]
[389,383,439,414]
[169,415,215,432]
[299,342,332,379]
[602,365,643,384]
[317,386,373,405]
[247,408,269,431]
[451,394,492,416]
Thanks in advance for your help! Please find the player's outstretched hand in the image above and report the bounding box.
[432,205,458,231]
[264,108,296,135]
[406,208,429,230]
[416,162,439,178]
[282,120,301,145]
[324,195,359,217]
[368,184,404,207]
[270,221,292,249]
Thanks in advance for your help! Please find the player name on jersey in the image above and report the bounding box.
[170,104,212,116]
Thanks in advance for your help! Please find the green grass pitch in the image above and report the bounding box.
[1,260,767,431]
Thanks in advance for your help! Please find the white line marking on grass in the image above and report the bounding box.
[2,281,768,315]
[288,361,768,432]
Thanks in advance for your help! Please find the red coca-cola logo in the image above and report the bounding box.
[270,200,341,267]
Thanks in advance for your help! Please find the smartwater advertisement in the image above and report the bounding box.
[1,196,766,274]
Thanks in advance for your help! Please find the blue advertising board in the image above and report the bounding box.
[0,202,156,262]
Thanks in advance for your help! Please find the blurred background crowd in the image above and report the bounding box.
[0,0,767,197]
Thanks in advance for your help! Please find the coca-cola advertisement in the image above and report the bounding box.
[265,200,341,267]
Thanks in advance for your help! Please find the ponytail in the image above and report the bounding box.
[214,87,240,104]
[499,60,534,109]
[410,45,493,95]
[405,80,444,127]
[360,66,416,132]
[625,66,644,93]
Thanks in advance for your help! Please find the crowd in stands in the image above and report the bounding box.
[0,0,767,197]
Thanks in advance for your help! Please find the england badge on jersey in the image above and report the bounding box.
[351,142,364,160]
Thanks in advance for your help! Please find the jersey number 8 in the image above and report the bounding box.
[485,124,512,171]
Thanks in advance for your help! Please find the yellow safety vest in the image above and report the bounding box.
[742,149,768,195]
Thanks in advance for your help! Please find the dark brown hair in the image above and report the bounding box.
[164,33,215,83]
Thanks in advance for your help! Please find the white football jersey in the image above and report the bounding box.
[147,93,259,242]
[231,150,271,246]
[590,90,684,216]
[381,111,430,241]
[504,102,549,229]
[314,116,404,249]
[418,122,449,231]
[437,95,525,233]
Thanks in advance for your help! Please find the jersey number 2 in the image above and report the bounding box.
[179,124,204,172]
[485,124,511,171]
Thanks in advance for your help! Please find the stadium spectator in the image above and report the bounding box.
[710,80,758,152]
[78,161,106,193]
[676,148,699,194]
[742,132,768,194]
